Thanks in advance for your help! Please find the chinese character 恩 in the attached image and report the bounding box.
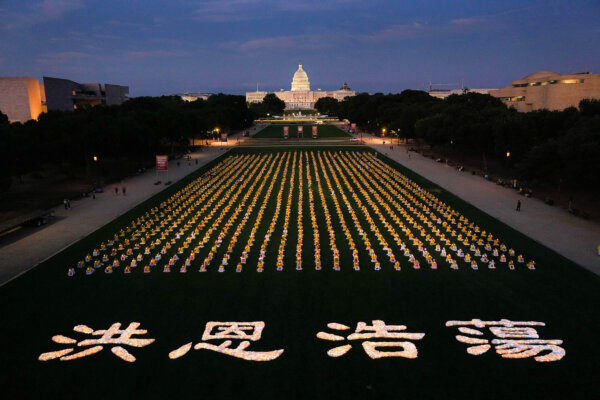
[169,321,284,361]
[39,322,155,362]
[317,320,425,359]
[446,318,565,362]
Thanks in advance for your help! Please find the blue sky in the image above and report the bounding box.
[0,0,599,96]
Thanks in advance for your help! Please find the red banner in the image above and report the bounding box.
[312,126,318,137]
[283,126,289,138]
[220,133,228,142]
[156,155,168,171]
[351,123,357,131]
[298,126,303,133]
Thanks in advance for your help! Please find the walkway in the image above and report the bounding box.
[0,148,225,285]
[360,134,600,275]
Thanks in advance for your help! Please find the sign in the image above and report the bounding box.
[312,126,318,138]
[283,126,289,139]
[298,126,303,134]
[220,133,228,142]
[156,155,168,171]
[351,123,357,132]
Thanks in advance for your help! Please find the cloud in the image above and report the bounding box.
[38,0,85,19]
[449,17,484,26]
[359,22,426,43]
[35,51,93,65]
[195,0,262,22]
[122,49,188,61]
[238,34,334,51]
[35,48,188,66]
[232,15,493,51]
[356,16,495,44]
[275,0,359,12]
[195,0,359,22]
[1,0,85,30]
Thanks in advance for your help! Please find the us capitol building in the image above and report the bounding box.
[246,63,356,110]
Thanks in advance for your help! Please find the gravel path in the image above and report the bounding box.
[0,148,225,286]
[363,136,600,275]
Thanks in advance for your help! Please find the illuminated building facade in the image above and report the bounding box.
[0,76,129,123]
[428,88,496,99]
[0,77,45,123]
[177,92,213,102]
[489,71,600,112]
[246,63,356,110]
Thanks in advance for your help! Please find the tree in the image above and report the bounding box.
[262,93,285,115]
[0,109,8,125]
[314,97,339,116]
[579,99,600,117]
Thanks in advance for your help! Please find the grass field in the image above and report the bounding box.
[0,147,599,399]
[253,123,350,138]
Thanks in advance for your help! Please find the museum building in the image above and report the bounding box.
[489,71,600,112]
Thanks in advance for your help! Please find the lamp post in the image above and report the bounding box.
[92,155,99,189]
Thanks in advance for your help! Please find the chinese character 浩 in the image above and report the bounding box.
[317,320,425,359]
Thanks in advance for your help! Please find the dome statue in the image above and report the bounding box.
[291,63,310,91]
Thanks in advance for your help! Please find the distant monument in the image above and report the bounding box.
[246,63,356,110]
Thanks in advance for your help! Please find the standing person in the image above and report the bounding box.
[122,186,126,196]
[67,199,71,209]
[115,186,119,196]
[63,199,68,210]
[516,200,521,212]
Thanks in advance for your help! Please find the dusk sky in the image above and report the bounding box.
[1,0,599,96]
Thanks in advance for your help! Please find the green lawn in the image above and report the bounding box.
[253,123,350,138]
[0,147,598,400]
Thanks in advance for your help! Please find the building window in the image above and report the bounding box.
[520,78,585,87]
[558,79,584,84]
[501,96,525,102]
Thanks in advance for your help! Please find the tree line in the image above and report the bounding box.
[0,94,253,191]
[316,92,600,192]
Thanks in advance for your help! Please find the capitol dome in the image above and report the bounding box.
[291,63,310,91]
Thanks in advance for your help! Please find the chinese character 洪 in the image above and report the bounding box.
[446,319,565,362]
[169,321,284,361]
[317,320,425,359]
[39,322,155,363]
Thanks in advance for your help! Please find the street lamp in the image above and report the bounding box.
[506,151,510,168]
[92,155,99,188]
